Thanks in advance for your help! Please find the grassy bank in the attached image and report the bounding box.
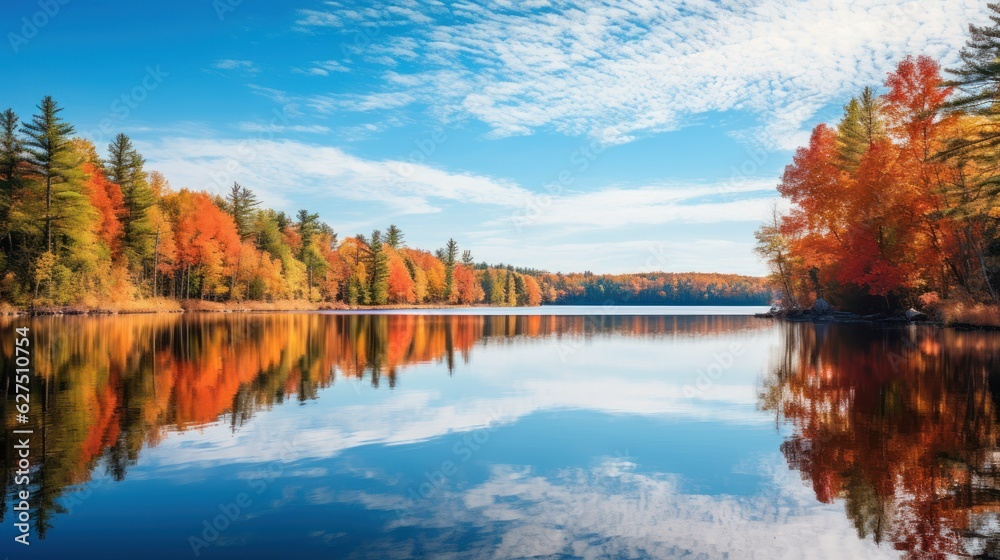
[0,299,505,316]
[936,301,1000,329]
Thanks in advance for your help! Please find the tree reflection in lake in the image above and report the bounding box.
[8,313,1000,558]
[761,323,1000,559]
[0,312,756,541]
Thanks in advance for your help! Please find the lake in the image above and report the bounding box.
[2,308,999,559]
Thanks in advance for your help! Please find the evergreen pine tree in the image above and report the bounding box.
[505,267,517,306]
[0,109,24,260]
[368,229,389,305]
[21,97,96,301]
[106,133,155,272]
[226,182,261,238]
[489,269,506,305]
[443,238,458,300]
[296,209,323,298]
[22,96,83,254]
[386,224,404,249]
[836,87,884,170]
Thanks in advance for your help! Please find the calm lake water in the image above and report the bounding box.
[2,308,1000,559]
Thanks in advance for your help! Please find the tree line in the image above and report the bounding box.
[756,6,1000,312]
[0,97,770,308]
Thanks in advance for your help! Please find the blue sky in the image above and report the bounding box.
[1,0,987,274]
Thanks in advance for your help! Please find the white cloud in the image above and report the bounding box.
[294,8,342,29]
[141,136,776,223]
[362,459,900,559]
[234,122,331,134]
[212,58,259,75]
[505,179,781,230]
[292,59,350,76]
[137,134,778,273]
[296,0,988,148]
[470,238,766,276]
[139,137,532,214]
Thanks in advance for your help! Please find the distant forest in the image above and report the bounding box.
[534,272,771,305]
[0,98,771,309]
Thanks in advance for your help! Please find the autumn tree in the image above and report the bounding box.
[169,190,241,299]
[453,264,484,304]
[81,162,125,258]
[754,204,800,306]
[386,249,415,303]
[521,274,542,306]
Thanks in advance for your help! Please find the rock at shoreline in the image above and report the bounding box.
[812,298,833,315]
[905,308,928,321]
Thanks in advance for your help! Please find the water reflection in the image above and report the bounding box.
[761,323,1000,559]
[0,313,761,545]
[3,313,998,558]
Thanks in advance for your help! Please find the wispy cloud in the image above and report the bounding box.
[139,137,532,214]
[294,7,343,30]
[234,122,330,134]
[291,0,987,148]
[212,58,259,75]
[138,133,777,272]
[504,179,781,230]
[292,59,350,76]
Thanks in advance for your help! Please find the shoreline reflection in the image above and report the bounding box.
[761,323,1000,558]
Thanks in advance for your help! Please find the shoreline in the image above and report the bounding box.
[3,301,994,330]
[0,300,501,317]
[1,301,770,317]
[755,307,1000,331]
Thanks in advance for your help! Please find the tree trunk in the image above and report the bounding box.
[152,229,159,297]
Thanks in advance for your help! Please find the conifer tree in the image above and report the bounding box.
[386,224,404,249]
[106,133,155,272]
[23,96,83,254]
[443,238,458,300]
[368,229,389,305]
[505,266,518,306]
[489,270,506,305]
[21,97,96,301]
[948,2,1000,117]
[296,209,324,299]
[836,87,883,170]
[0,109,24,258]
[225,182,261,238]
